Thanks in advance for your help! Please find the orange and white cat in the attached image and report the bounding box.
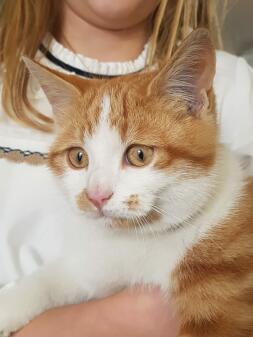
[0,29,252,337]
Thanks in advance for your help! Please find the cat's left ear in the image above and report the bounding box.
[23,57,81,122]
[149,28,216,117]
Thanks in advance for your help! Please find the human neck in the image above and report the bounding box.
[56,3,150,62]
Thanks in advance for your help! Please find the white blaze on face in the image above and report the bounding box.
[85,94,124,197]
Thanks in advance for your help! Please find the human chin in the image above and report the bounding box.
[64,0,160,29]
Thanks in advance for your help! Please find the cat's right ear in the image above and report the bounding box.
[22,57,81,122]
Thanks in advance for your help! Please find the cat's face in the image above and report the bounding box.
[24,29,217,232]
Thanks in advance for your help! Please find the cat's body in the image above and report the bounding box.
[175,178,253,337]
[0,29,252,337]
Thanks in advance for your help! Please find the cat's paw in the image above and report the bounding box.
[0,287,31,337]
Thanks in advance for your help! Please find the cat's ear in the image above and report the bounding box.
[22,57,81,121]
[150,28,215,117]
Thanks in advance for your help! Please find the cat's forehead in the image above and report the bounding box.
[71,82,133,135]
[79,87,134,142]
[58,75,216,163]
[59,85,177,159]
[74,79,174,146]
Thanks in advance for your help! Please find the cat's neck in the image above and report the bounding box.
[194,146,245,237]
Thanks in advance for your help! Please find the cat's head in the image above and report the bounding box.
[24,29,217,233]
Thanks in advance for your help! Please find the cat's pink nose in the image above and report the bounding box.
[87,190,113,209]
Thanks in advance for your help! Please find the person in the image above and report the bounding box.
[0,1,252,336]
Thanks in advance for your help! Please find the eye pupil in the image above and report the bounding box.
[137,149,144,161]
[77,152,83,162]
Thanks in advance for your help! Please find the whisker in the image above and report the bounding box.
[134,214,144,240]
[142,213,159,241]
[151,204,198,231]
[136,212,147,242]
[133,215,141,241]
[151,205,168,217]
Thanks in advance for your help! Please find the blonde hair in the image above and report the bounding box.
[0,0,227,132]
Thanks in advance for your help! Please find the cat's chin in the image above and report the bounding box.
[77,207,163,232]
[103,209,162,231]
[79,209,115,223]
[78,210,139,230]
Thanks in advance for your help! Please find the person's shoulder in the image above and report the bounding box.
[215,50,240,71]
[213,50,253,175]
[214,50,253,91]
[0,105,54,170]
[213,50,253,123]
[215,50,243,66]
[0,71,54,158]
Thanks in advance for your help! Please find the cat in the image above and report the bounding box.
[0,28,253,337]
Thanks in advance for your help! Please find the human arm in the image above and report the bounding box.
[13,287,179,337]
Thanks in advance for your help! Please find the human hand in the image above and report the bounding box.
[12,287,179,337]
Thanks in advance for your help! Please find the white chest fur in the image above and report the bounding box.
[62,217,200,293]
[0,148,245,337]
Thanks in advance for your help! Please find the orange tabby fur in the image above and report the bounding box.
[25,29,253,336]
[172,179,253,337]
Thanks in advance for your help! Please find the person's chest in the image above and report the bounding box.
[0,159,68,285]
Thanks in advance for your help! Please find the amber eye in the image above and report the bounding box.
[67,147,88,169]
[126,145,154,167]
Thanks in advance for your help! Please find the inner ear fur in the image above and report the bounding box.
[148,28,216,117]
[22,57,90,122]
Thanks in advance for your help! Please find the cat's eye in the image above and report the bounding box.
[67,147,88,169]
[126,145,154,167]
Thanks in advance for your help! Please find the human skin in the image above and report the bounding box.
[56,0,160,61]
[13,288,179,337]
[13,1,179,336]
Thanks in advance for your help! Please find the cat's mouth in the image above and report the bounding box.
[78,198,162,230]
[98,209,162,230]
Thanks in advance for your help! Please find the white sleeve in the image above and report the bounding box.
[214,51,253,175]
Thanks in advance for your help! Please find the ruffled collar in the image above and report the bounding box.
[39,34,148,77]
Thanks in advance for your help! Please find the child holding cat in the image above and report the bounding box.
[0,1,252,336]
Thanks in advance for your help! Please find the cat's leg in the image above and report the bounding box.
[0,257,119,337]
